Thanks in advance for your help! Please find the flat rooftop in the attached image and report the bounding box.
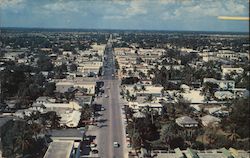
[43,141,73,158]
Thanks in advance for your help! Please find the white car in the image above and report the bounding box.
[113,142,119,148]
[105,95,109,98]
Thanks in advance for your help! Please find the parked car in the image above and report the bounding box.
[113,142,119,148]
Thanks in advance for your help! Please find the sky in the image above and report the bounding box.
[0,0,249,32]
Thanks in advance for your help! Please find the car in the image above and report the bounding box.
[91,149,98,154]
[83,137,90,141]
[101,107,105,111]
[113,142,119,148]
[90,142,97,148]
[127,143,131,148]
[105,95,109,98]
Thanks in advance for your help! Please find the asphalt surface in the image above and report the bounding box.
[94,39,126,158]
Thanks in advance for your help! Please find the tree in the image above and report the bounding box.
[161,88,165,97]
[139,71,146,79]
[42,111,61,129]
[141,85,146,94]
[69,63,77,72]
[121,67,127,75]
[44,82,56,96]
[130,94,137,103]
[201,82,219,100]
[160,122,180,150]
[133,66,137,72]
[128,70,133,76]
[133,85,138,92]
[15,129,33,156]
[230,98,250,138]
[126,90,130,101]
[88,54,93,59]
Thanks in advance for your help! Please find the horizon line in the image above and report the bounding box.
[0,26,249,34]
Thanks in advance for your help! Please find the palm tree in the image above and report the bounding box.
[228,131,240,142]
[227,124,240,142]
[128,70,133,76]
[44,111,61,129]
[133,66,137,73]
[144,94,154,124]
[29,123,42,141]
[160,122,178,150]
[161,88,165,97]
[126,90,130,101]
[121,67,127,75]
[141,85,146,94]
[133,85,138,93]
[15,130,32,157]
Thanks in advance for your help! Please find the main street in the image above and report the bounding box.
[88,37,127,158]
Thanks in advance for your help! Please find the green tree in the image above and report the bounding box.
[133,85,138,92]
[141,85,146,94]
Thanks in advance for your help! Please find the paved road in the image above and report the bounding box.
[93,38,126,158]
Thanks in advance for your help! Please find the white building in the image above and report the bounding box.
[221,65,244,77]
[176,116,198,128]
[200,115,221,127]
[203,78,235,90]
[43,140,80,158]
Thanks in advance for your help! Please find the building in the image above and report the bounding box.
[155,148,250,158]
[214,91,234,100]
[176,116,198,128]
[217,50,239,61]
[203,78,235,90]
[221,65,244,77]
[128,101,163,115]
[43,140,80,158]
[200,115,221,127]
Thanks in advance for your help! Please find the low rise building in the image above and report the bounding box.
[176,116,198,128]
[203,78,235,90]
[43,140,80,158]
[200,115,221,127]
[221,65,244,77]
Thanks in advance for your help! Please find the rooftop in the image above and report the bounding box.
[43,140,74,158]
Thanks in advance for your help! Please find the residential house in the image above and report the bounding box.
[200,115,221,127]
[214,91,234,100]
[203,78,235,90]
[175,116,198,128]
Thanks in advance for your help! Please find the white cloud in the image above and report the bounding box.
[104,0,147,20]
[42,1,81,13]
[161,0,248,20]
[0,0,25,9]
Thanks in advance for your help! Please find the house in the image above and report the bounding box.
[77,61,102,76]
[217,50,239,61]
[128,101,163,115]
[175,116,198,128]
[206,106,229,117]
[48,128,85,142]
[59,110,81,127]
[200,115,221,127]
[221,65,244,77]
[43,140,80,158]
[232,88,249,98]
[43,101,82,110]
[214,91,234,100]
[55,80,96,95]
[155,147,250,158]
[56,82,74,93]
[75,96,93,107]
[203,78,235,90]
